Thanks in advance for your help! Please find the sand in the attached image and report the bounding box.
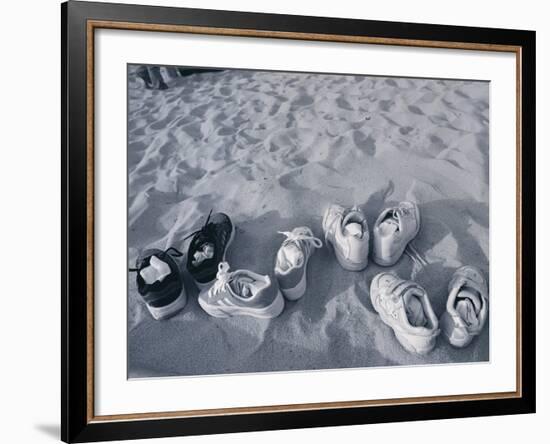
[127,66,489,378]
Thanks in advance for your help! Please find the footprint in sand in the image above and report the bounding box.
[454,89,471,99]
[352,130,376,156]
[181,122,203,140]
[291,157,308,167]
[408,105,424,115]
[336,97,354,111]
[190,103,211,119]
[291,94,314,109]
[269,102,282,116]
[379,99,394,112]
[219,86,232,96]
[177,160,207,182]
[217,126,236,136]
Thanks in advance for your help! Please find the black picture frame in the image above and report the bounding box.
[62,1,536,442]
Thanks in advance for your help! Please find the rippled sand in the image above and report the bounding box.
[127,66,489,378]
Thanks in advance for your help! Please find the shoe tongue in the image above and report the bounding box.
[455,299,480,327]
[344,222,362,237]
[279,244,304,270]
[403,289,427,327]
[456,289,482,314]
[379,217,399,236]
[342,212,363,237]
[140,255,171,284]
[343,209,365,238]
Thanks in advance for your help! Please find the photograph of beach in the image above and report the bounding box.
[127,64,489,378]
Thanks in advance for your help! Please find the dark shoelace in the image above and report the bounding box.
[128,246,183,273]
[183,209,214,243]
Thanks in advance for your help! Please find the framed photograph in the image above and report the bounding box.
[62,1,535,442]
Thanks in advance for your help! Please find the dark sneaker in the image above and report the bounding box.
[185,210,235,288]
[130,247,187,320]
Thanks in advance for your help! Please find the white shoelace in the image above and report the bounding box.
[278,229,323,250]
[212,262,232,295]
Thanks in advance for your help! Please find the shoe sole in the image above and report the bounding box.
[192,222,236,291]
[198,289,285,319]
[147,289,187,320]
[373,204,421,267]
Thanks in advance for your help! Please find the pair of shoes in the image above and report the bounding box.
[370,266,488,354]
[198,226,323,318]
[130,211,235,320]
[322,202,420,271]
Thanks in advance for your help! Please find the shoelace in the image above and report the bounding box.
[128,247,183,272]
[278,229,323,250]
[183,209,214,242]
[212,262,232,295]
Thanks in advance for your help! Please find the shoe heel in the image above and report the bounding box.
[264,290,285,318]
[334,245,368,271]
[252,290,285,318]
[280,257,309,301]
[147,290,187,320]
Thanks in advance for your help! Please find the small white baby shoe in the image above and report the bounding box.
[274,227,323,301]
[440,266,489,348]
[323,204,369,271]
[373,201,420,266]
[370,272,440,355]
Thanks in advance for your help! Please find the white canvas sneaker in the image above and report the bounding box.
[274,227,323,301]
[373,201,420,266]
[322,204,369,271]
[370,272,440,355]
[440,266,489,348]
[198,262,285,319]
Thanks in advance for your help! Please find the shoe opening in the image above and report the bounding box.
[343,211,366,238]
[378,210,400,236]
[455,286,482,327]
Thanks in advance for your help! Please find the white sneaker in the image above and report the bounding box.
[370,272,440,355]
[440,266,489,348]
[198,262,285,319]
[373,201,420,266]
[274,227,323,301]
[322,204,369,271]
